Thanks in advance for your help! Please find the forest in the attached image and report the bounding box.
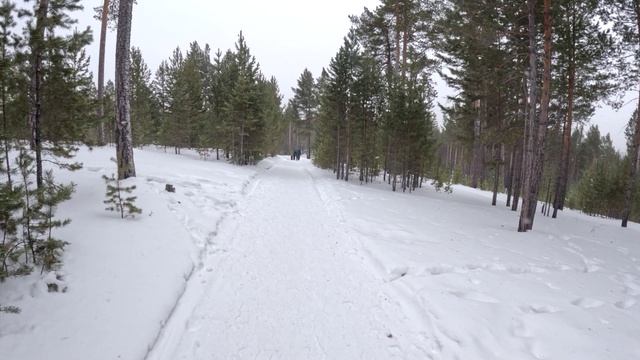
[0,0,639,283]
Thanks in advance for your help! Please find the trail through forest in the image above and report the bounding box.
[146,157,430,360]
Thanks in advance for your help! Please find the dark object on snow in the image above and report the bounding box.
[292,149,301,160]
[165,184,176,193]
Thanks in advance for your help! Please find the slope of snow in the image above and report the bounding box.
[307,166,640,360]
[1,149,639,360]
[0,146,256,360]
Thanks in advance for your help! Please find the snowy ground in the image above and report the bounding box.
[1,147,639,360]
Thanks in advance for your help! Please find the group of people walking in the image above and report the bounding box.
[291,149,302,160]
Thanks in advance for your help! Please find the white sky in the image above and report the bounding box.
[74,0,634,151]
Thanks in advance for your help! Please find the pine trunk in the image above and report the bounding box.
[1,32,11,187]
[511,143,523,211]
[97,0,109,146]
[621,1,640,227]
[523,0,552,231]
[30,0,49,190]
[518,0,539,231]
[506,148,514,207]
[553,64,574,218]
[471,102,482,188]
[115,0,136,179]
[492,144,500,206]
[622,94,640,227]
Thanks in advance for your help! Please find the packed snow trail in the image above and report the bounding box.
[146,157,428,360]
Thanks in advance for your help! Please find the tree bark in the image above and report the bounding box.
[518,0,539,231]
[115,0,136,179]
[553,62,574,218]
[29,0,49,190]
[97,0,109,146]
[520,0,552,232]
[506,147,514,207]
[511,142,522,211]
[1,23,11,188]
[621,0,640,227]
[622,96,640,227]
[471,100,482,188]
[492,144,500,206]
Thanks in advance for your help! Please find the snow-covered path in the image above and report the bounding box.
[3,149,639,360]
[147,157,422,360]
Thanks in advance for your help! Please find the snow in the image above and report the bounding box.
[2,147,640,360]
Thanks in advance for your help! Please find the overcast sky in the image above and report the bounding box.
[74,0,634,151]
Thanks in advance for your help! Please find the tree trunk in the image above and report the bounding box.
[471,101,482,188]
[518,0,539,231]
[622,95,640,227]
[621,0,640,227]
[96,0,109,146]
[1,29,11,188]
[288,119,292,155]
[492,144,500,206]
[506,147,515,207]
[115,0,136,179]
[511,143,523,211]
[520,0,552,232]
[29,0,49,190]
[553,12,576,219]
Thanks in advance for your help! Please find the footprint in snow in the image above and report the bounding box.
[571,297,604,309]
[449,290,499,304]
[614,299,637,309]
[520,304,561,314]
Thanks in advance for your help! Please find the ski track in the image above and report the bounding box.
[146,157,429,360]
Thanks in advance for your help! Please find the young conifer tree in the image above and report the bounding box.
[103,159,141,219]
[33,170,73,273]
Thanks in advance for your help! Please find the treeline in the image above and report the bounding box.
[0,0,90,288]
[292,2,439,192]
[307,0,640,231]
[102,33,287,164]
[433,0,640,230]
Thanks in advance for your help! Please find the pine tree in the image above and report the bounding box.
[551,0,618,219]
[260,76,285,156]
[0,0,17,188]
[32,171,72,274]
[225,32,263,165]
[0,178,24,280]
[292,69,318,159]
[600,0,640,227]
[103,167,141,219]
[130,47,157,146]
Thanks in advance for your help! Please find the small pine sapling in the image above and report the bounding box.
[0,182,25,280]
[103,173,142,219]
[17,150,40,265]
[33,171,73,274]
